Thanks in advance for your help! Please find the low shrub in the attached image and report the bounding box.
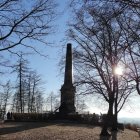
[12,113,49,121]
[124,123,140,132]
[78,114,100,125]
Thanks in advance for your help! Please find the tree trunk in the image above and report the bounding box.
[19,61,23,113]
[100,101,113,136]
[112,76,118,131]
[112,99,118,131]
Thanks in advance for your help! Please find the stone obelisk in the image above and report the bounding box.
[59,43,76,115]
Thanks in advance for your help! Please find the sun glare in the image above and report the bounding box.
[114,66,123,75]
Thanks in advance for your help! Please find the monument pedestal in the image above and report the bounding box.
[59,84,76,115]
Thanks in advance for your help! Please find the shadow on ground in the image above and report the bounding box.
[0,122,50,135]
[55,121,97,129]
[0,121,103,137]
[0,121,98,135]
[100,131,117,140]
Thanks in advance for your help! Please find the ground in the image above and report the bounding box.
[0,122,139,140]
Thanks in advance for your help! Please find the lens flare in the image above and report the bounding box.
[114,66,123,75]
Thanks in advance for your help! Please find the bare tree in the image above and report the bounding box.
[12,53,29,113]
[0,0,57,112]
[29,71,44,113]
[46,92,60,112]
[123,43,140,97]
[0,0,57,52]
[114,0,140,9]
[75,95,88,113]
[0,80,12,118]
[109,0,140,97]
[36,91,44,113]
[68,0,137,135]
[2,81,12,114]
[12,57,45,113]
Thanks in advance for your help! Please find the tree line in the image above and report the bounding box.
[0,0,58,116]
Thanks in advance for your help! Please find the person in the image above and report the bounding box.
[7,112,10,120]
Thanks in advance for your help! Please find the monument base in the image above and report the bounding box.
[53,111,80,121]
[59,103,76,116]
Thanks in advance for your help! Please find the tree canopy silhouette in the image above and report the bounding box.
[0,0,57,52]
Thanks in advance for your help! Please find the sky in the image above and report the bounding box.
[20,0,70,94]
[4,0,140,118]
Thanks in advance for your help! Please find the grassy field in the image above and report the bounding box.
[0,122,139,140]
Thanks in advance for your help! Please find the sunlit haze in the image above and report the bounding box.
[114,66,123,75]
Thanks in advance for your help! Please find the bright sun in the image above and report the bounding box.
[114,66,123,75]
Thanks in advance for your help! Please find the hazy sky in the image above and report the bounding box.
[6,0,140,118]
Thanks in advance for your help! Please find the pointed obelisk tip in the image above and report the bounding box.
[67,43,72,48]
